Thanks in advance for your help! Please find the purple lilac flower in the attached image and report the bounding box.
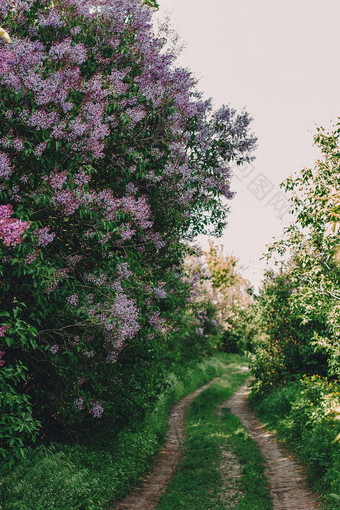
[154,285,167,299]
[67,293,79,306]
[73,397,85,411]
[121,223,136,241]
[49,344,59,354]
[0,325,8,337]
[116,262,132,280]
[25,250,40,264]
[35,142,47,157]
[0,152,13,179]
[0,205,30,247]
[149,311,166,331]
[13,138,24,151]
[125,182,138,194]
[38,9,65,29]
[0,205,12,220]
[49,39,87,65]
[83,350,95,358]
[34,226,55,246]
[70,26,81,36]
[49,170,68,190]
[10,185,21,202]
[73,169,91,186]
[90,402,104,418]
[0,48,14,74]
[51,189,79,215]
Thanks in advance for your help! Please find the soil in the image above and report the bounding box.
[226,382,320,510]
[113,375,320,510]
[112,376,222,510]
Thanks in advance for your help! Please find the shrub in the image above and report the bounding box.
[0,0,255,465]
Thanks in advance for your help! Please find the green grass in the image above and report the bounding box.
[0,354,244,510]
[156,366,273,510]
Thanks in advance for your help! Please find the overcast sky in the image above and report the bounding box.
[155,0,340,288]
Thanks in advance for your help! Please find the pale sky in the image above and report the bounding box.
[155,0,340,289]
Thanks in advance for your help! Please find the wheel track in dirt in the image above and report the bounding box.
[112,375,223,510]
[113,375,320,510]
[226,382,320,510]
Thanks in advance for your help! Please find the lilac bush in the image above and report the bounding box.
[0,0,256,462]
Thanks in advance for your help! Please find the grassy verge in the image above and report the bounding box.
[156,367,273,510]
[0,353,243,510]
[248,375,340,510]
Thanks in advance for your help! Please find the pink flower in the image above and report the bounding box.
[0,325,8,337]
[0,204,12,219]
[25,250,40,264]
[0,206,30,246]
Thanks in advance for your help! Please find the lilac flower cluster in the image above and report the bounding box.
[49,39,87,65]
[51,189,80,215]
[0,152,13,179]
[120,223,136,241]
[38,9,65,29]
[73,397,85,411]
[0,325,8,337]
[85,292,140,344]
[25,250,40,264]
[90,402,104,419]
[34,226,55,247]
[0,204,30,247]
[149,311,167,334]
[67,293,79,306]
[154,283,167,299]
[116,262,133,280]
[0,47,14,74]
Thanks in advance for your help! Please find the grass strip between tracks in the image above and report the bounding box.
[156,367,273,510]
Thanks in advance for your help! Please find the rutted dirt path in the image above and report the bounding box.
[226,382,320,510]
[114,375,320,510]
[113,376,223,510]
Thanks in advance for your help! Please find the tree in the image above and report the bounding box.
[251,122,340,393]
